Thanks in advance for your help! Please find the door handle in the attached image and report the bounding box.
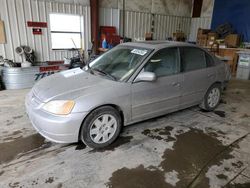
[172,82,180,87]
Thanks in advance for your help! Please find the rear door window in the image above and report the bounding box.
[180,47,206,72]
[206,53,215,67]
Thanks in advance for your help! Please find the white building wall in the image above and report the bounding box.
[0,0,91,62]
[99,7,120,34]
[188,0,215,42]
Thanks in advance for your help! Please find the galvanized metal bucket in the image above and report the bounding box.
[2,64,68,90]
[0,66,3,90]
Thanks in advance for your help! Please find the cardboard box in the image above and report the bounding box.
[0,20,6,44]
[207,32,218,41]
[173,32,185,41]
[198,39,207,46]
[145,32,153,40]
[225,34,240,48]
[197,28,211,37]
[197,39,207,46]
[197,34,207,46]
[198,34,208,40]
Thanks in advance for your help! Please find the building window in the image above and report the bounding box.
[49,13,82,50]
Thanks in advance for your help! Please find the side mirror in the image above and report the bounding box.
[134,71,156,83]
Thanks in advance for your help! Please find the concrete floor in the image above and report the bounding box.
[0,79,250,188]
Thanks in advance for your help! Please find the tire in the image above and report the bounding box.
[79,106,122,149]
[200,83,222,111]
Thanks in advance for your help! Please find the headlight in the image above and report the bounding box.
[42,100,75,115]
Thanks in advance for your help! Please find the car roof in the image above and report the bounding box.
[119,41,198,50]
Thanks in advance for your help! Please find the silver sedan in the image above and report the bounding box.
[25,41,231,148]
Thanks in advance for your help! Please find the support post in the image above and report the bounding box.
[90,0,99,54]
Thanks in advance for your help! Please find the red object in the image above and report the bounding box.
[100,26,120,46]
[32,28,42,35]
[27,21,47,28]
[100,26,116,35]
[40,66,60,72]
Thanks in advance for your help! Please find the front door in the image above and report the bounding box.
[131,47,181,122]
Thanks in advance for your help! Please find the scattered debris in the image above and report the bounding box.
[45,177,54,184]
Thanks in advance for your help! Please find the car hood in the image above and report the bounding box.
[32,68,114,102]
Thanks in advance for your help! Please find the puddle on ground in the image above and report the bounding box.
[216,174,227,180]
[220,99,227,104]
[106,165,168,188]
[12,115,23,119]
[6,120,14,126]
[142,126,176,142]
[107,128,235,188]
[63,142,87,151]
[12,130,22,135]
[45,177,54,184]
[8,182,20,188]
[199,109,226,118]
[0,170,4,176]
[57,183,63,188]
[3,130,23,141]
[159,129,232,187]
[0,134,46,164]
[241,114,250,119]
[31,178,39,186]
[75,143,87,150]
[214,111,226,118]
[90,136,133,153]
[227,182,250,188]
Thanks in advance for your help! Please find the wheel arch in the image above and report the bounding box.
[208,81,223,90]
[200,81,222,111]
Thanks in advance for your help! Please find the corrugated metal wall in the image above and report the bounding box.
[99,8,120,34]
[0,0,91,62]
[99,8,192,42]
[124,11,152,40]
[0,2,210,62]
[189,17,212,42]
[124,11,191,41]
[154,14,191,40]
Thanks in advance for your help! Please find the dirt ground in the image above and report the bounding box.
[0,79,250,188]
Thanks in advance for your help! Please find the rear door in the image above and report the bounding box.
[131,47,182,121]
[179,47,211,108]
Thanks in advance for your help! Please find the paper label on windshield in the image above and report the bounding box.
[131,49,147,56]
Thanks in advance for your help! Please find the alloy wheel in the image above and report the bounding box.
[89,114,118,144]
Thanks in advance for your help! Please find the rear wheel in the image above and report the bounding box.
[80,106,122,149]
[200,83,222,111]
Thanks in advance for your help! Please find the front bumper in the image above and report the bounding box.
[25,92,88,143]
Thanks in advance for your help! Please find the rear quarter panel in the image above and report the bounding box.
[214,57,231,83]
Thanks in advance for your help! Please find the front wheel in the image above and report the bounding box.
[80,106,122,149]
[200,83,222,111]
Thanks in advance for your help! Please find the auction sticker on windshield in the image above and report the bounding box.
[131,49,147,56]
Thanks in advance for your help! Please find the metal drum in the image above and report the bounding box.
[0,66,3,90]
[2,64,68,90]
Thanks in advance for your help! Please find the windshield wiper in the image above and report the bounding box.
[87,63,94,74]
[92,68,117,81]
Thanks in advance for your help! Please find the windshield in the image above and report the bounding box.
[87,46,152,81]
